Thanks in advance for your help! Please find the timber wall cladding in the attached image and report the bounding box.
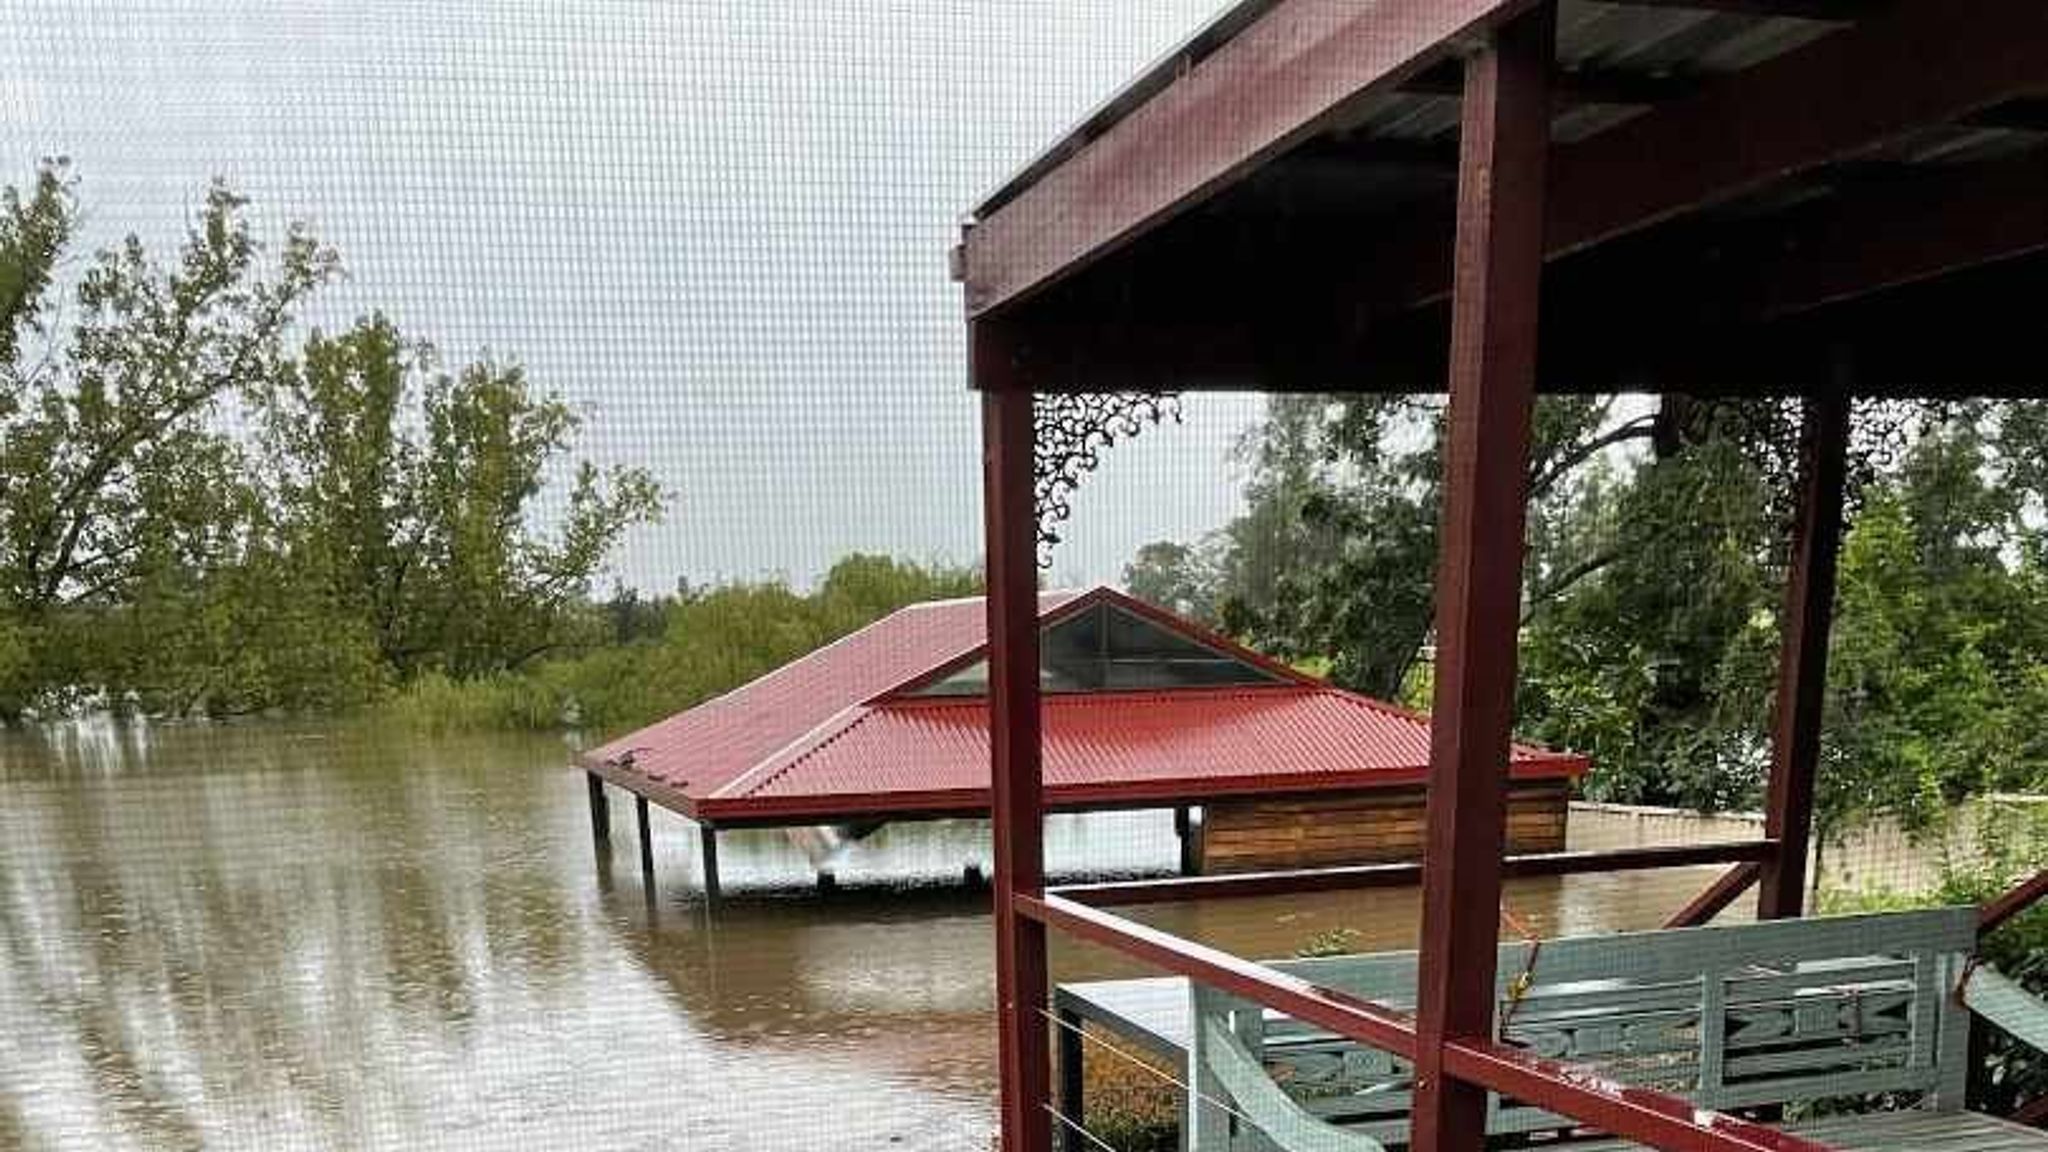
[1199,782,1568,873]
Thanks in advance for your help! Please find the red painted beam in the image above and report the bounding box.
[1666,861,1764,929]
[1748,154,2048,322]
[1597,0,1868,19]
[1442,1039,1842,1152]
[1376,0,2048,310]
[1981,868,2048,936]
[1411,10,1553,1152]
[990,150,2048,399]
[1053,841,1777,908]
[1540,152,2048,336]
[1027,889,1841,1152]
[960,0,1535,318]
[1545,0,2048,264]
[1758,390,1851,921]
[1020,892,1419,1060]
[980,349,1050,1152]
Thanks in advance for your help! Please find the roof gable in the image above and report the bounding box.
[588,588,1095,800]
[901,591,1304,697]
[586,584,1586,821]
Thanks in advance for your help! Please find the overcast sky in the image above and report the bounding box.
[2,0,1263,592]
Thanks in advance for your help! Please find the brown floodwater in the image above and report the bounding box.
[0,719,1734,1150]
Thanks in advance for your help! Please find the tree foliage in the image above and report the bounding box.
[392,553,982,737]
[0,161,661,718]
[1128,389,2048,845]
[262,317,661,679]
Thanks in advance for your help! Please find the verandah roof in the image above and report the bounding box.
[958,0,2048,401]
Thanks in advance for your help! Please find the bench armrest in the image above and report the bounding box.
[1199,1017,1389,1152]
[1960,964,2048,1055]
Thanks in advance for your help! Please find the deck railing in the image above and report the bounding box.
[1975,867,2048,1128]
[1032,851,2048,1151]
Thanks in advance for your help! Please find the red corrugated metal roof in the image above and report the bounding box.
[585,586,1588,823]
[585,590,1084,799]
[698,684,1585,823]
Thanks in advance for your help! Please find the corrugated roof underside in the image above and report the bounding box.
[974,0,1852,218]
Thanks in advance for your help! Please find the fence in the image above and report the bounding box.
[1571,795,2048,899]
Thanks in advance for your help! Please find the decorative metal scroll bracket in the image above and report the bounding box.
[1033,392,1183,567]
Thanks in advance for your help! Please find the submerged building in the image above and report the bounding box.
[583,586,1584,887]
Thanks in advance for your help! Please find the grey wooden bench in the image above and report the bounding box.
[1054,907,2048,1151]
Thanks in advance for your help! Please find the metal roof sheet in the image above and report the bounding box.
[585,589,1084,799]
[737,684,1581,811]
[698,684,1586,823]
[588,587,1587,824]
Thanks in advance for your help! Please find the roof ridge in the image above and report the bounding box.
[731,703,892,800]
[671,607,929,720]
[876,682,1319,707]
[708,702,875,800]
[1324,684,1432,722]
[861,586,1109,703]
[1043,683,1314,705]
[898,587,1097,610]
[654,590,1019,725]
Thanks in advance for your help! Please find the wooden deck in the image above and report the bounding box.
[1055,908,2048,1152]
[1057,969,2048,1152]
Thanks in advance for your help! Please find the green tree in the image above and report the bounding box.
[1140,389,2048,832]
[392,554,981,736]
[1209,393,1673,700]
[1818,420,2048,844]
[0,161,339,715]
[1122,540,1221,625]
[0,163,664,717]
[261,316,662,678]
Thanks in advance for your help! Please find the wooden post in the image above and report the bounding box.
[636,794,655,882]
[699,823,721,905]
[1174,806,1203,877]
[1410,8,1553,1152]
[586,772,610,845]
[1757,389,1851,921]
[982,353,1051,1152]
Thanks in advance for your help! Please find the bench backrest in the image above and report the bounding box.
[1190,907,1979,1147]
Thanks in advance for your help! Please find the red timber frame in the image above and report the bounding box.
[965,3,2048,1151]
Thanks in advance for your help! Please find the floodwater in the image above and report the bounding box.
[0,719,1733,1151]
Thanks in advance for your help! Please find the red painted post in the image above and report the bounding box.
[1409,7,1553,1152]
[1665,861,1763,929]
[1981,867,2048,935]
[979,329,1052,1152]
[1757,389,1850,921]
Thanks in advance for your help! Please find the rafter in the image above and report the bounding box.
[1400,58,1692,108]
[1366,0,2048,308]
[1545,0,2048,262]
[1592,0,1873,19]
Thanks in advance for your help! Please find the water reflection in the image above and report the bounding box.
[0,718,1737,1150]
[3,720,1034,1149]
